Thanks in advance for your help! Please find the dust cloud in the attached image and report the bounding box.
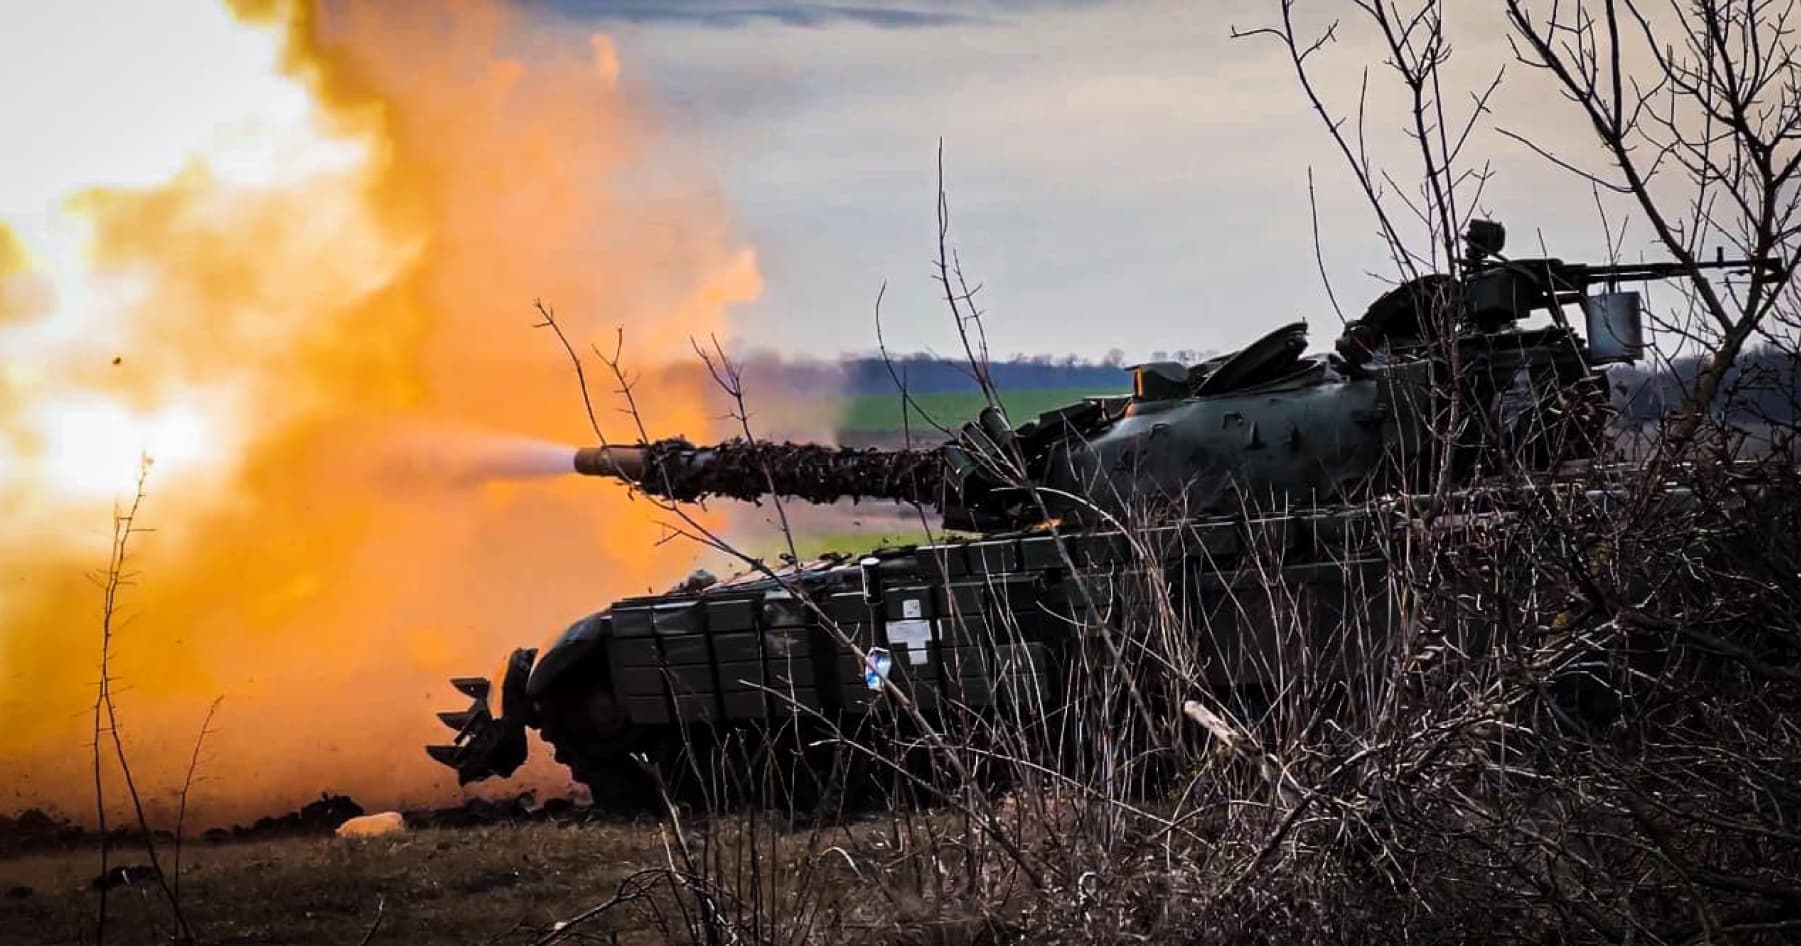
[0,0,760,826]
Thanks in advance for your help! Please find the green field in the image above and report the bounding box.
[838,386,1121,433]
[748,529,937,562]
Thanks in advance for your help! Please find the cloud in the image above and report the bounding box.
[527,1,985,30]
[521,0,1637,362]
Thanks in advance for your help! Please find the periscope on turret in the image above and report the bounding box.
[426,220,1782,793]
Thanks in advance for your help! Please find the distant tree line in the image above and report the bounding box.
[703,349,1230,397]
[1611,345,1801,423]
[838,352,1135,395]
[725,345,1800,418]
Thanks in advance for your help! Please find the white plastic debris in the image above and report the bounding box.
[335,811,406,838]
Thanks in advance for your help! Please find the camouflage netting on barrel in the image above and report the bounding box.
[579,437,949,507]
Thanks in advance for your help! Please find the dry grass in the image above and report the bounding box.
[0,818,866,946]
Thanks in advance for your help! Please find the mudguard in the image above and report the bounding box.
[526,612,611,701]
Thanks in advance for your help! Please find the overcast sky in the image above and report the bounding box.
[532,0,1638,362]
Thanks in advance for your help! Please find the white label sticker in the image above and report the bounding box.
[902,598,923,619]
[887,618,934,664]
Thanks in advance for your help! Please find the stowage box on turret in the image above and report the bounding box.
[427,221,1781,795]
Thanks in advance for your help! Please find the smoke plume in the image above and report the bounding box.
[0,0,760,825]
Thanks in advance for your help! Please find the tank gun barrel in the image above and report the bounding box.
[572,444,652,481]
[1462,220,1785,288]
[572,438,950,507]
[1585,255,1784,282]
[1537,254,1784,293]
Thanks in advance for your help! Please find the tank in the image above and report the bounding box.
[427,221,1780,796]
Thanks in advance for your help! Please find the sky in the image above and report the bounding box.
[522,0,1641,363]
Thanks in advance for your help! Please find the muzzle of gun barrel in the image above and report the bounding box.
[572,445,648,480]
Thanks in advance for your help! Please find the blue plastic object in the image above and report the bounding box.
[864,648,893,690]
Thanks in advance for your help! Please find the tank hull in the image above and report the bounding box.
[431,501,1401,801]
[425,217,1763,798]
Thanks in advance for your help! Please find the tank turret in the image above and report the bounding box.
[563,220,1784,533]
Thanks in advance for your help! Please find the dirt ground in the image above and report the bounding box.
[0,816,862,946]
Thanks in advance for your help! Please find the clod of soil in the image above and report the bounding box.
[1,789,607,863]
[0,811,83,859]
[88,864,160,891]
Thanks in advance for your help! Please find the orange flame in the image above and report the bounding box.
[0,0,760,824]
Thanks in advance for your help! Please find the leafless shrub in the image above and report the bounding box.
[87,460,197,945]
[527,5,1801,944]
